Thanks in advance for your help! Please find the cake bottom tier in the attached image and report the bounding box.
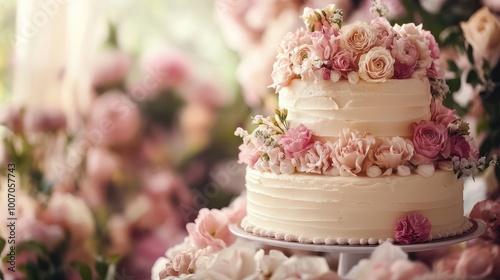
[243,168,472,245]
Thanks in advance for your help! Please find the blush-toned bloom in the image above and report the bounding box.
[411,121,448,162]
[391,37,418,79]
[186,208,234,250]
[469,199,500,243]
[373,136,414,170]
[331,128,375,176]
[394,213,431,244]
[270,54,296,92]
[339,21,378,54]
[280,124,314,160]
[221,194,247,224]
[267,146,295,174]
[23,108,67,134]
[331,50,355,78]
[346,242,431,280]
[442,134,471,160]
[290,45,317,83]
[295,141,333,174]
[393,23,432,78]
[278,28,312,54]
[271,256,339,280]
[301,4,340,32]
[358,47,395,82]
[430,99,457,127]
[460,7,500,67]
[371,17,397,48]
[237,143,261,168]
[311,31,339,62]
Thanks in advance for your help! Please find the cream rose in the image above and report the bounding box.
[358,47,395,82]
[339,21,378,54]
[460,7,500,67]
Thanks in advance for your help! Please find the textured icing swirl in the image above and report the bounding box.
[245,168,467,242]
[278,78,432,140]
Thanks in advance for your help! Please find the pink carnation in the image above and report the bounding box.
[411,121,448,162]
[186,208,234,250]
[430,99,457,127]
[373,137,414,170]
[295,141,333,174]
[394,213,431,244]
[331,128,375,176]
[280,124,314,159]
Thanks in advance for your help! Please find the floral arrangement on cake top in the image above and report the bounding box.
[235,3,497,179]
[270,3,449,99]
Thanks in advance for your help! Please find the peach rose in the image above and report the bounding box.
[460,7,500,67]
[358,47,395,82]
[373,136,414,170]
[339,21,378,54]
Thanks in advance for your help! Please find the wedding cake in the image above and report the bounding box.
[235,4,488,245]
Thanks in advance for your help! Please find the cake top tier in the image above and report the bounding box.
[270,3,446,98]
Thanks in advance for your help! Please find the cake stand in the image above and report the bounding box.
[229,219,486,278]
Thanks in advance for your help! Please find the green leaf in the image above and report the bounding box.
[71,261,93,280]
[466,70,480,87]
[95,259,108,280]
[16,241,50,260]
[466,44,475,64]
[106,254,122,265]
[446,60,460,73]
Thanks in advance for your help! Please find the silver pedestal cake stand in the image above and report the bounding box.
[229,219,486,278]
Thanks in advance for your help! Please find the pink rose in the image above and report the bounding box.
[371,17,397,48]
[331,128,375,176]
[394,213,431,244]
[373,136,414,170]
[186,208,234,250]
[430,99,457,127]
[280,124,314,159]
[411,121,448,161]
[393,62,415,79]
[331,50,355,77]
[290,45,317,82]
[442,134,471,160]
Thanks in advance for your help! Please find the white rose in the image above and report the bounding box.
[460,7,500,67]
[358,47,395,82]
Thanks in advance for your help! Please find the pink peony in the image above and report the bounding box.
[331,128,375,176]
[422,30,440,59]
[411,121,448,162]
[394,213,431,244]
[430,99,457,127]
[442,134,471,160]
[373,136,414,170]
[280,124,314,159]
[279,28,312,54]
[186,208,234,250]
[330,50,355,77]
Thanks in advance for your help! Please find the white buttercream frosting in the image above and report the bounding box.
[279,78,432,140]
[244,168,469,243]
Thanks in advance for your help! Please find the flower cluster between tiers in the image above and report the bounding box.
[235,105,496,179]
[270,4,448,99]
